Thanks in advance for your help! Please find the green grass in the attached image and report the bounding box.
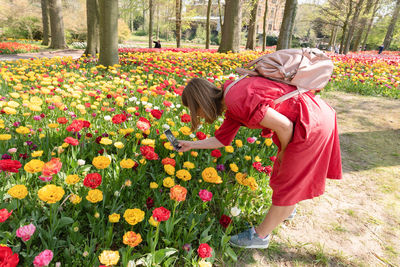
[330,223,347,233]
[344,209,356,217]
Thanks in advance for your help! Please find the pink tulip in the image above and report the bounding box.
[39,176,53,182]
[16,223,36,241]
[33,250,53,267]
[247,137,256,143]
[198,189,213,202]
[8,148,17,154]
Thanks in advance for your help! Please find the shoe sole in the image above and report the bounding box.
[229,240,269,249]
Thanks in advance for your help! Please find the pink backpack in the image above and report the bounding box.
[224,48,334,104]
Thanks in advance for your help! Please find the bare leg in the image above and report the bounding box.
[254,204,296,239]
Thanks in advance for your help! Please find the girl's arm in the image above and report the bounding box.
[178,137,224,152]
[259,108,293,161]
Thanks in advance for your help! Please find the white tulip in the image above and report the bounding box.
[230,207,241,217]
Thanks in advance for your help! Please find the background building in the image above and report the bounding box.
[256,0,285,36]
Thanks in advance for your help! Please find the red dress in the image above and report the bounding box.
[215,76,342,206]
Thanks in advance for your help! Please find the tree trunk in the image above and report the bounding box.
[48,0,68,49]
[351,22,365,51]
[328,25,338,47]
[351,0,374,51]
[142,0,146,31]
[288,0,298,47]
[41,0,50,46]
[277,0,298,50]
[383,0,400,49]
[339,0,353,54]
[175,0,182,48]
[218,0,223,30]
[262,0,268,51]
[98,0,119,67]
[149,0,154,48]
[246,0,259,50]
[206,0,212,49]
[218,0,242,53]
[362,0,379,50]
[84,0,99,57]
[344,0,365,54]
[156,4,160,40]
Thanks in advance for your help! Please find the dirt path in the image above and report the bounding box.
[0,49,84,61]
[237,91,400,266]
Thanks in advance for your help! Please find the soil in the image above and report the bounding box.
[236,91,400,266]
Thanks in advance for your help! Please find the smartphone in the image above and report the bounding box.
[164,129,182,151]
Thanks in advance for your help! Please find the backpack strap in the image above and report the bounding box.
[273,87,309,105]
[223,74,248,98]
[224,76,308,106]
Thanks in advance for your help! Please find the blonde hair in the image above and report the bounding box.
[182,78,224,131]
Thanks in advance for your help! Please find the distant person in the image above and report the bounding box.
[378,44,384,54]
[334,45,339,54]
[153,40,161,49]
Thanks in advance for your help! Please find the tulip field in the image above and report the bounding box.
[0,42,40,55]
[0,47,399,266]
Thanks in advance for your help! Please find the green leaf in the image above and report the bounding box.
[57,216,74,229]
[153,248,178,264]
[163,256,178,267]
[199,235,212,244]
[221,235,230,247]
[225,246,238,262]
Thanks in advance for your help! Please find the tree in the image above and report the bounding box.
[48,0,67,49]
[288,0,298,47]
[175,0,182,47]
[351,0,375,51]
[383,0,400,49]
[361,0,380,50]
[41,0,50,46]
[343,0,365,54]
[206,0,212,49]
[328,25,339,48]
[246,0,259,50]
[84,0,100,57]
[98,0,119,67]
[218,0,242,52]
[149,0,154,48]
[217,0,223,30]
[262,0,268,51]
[277,0,298,50]
[339,0,353,54]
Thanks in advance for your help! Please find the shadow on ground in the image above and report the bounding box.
[339,129,400,172]
[233,240,355,267]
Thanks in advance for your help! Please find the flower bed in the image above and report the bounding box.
[0,50,275,266]
[328,53,400,98]
[0,48,399,266]
[0,42,40,54]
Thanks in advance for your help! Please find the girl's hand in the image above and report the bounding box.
[177,140,193,152]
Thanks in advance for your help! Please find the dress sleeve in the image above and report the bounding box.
[214,115,241,146]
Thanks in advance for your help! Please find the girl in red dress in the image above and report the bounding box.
[178,76,342,248]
